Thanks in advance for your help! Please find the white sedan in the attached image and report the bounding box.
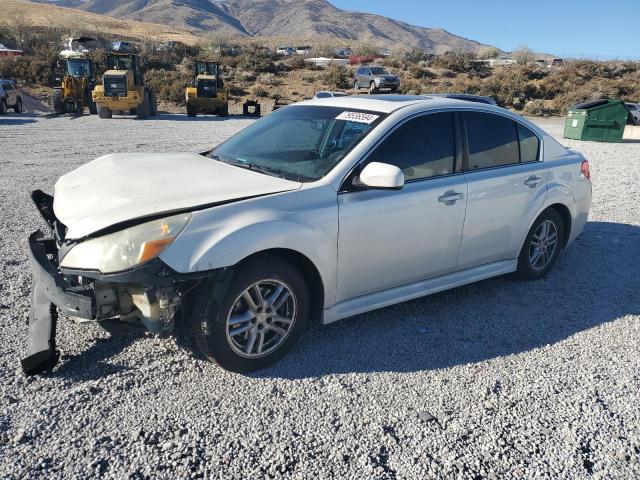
[23,95,592,374]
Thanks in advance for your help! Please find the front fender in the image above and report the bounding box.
[159,186,339,307]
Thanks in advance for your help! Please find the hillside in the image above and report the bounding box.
[5,0,200,45]
[29,0,496,54]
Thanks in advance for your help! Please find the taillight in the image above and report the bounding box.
[581,160,591,180]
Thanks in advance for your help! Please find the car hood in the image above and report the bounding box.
[53,152,302,239]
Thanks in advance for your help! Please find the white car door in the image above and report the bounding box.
[457,111,548,270]
[336,112,468,302]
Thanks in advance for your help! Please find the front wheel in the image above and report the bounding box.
[187,257,309,372]
[97,105,112,119]
[137,91,150,119]
[0,99,6,115]
[516,208,564,280]
[186,103,197,117]
[86,91,97,114]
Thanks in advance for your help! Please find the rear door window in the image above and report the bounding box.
[464,112,519,170]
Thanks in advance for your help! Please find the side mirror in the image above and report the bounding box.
[358,162,405,189]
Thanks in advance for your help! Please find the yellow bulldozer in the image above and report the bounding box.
[51,37,97,115]
[185,61,228,117]
[92,42,157,119]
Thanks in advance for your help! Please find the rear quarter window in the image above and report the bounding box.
[517,124,540,163]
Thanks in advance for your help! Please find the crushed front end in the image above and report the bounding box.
[22,190,213,375]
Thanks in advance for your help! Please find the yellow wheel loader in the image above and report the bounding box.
[92,43,157,119]
[51,37,97,115]
[185,61,228,117]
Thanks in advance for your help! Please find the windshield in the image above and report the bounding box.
[67,58,91,77]
[370,67,389,75]
[196,63,218,76]
[108,55,133,71]
[211,106,385,182]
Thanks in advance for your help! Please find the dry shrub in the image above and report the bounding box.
[145,69,192,104]
[322,65,350,89]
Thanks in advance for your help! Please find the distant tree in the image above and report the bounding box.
[512,45,536,65]
[478,47,501,60]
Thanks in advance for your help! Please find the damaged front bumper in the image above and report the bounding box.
[22,192,225,376]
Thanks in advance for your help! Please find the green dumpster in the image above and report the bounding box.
[564,99,628,142]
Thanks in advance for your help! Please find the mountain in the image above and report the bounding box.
[31,0,495,54]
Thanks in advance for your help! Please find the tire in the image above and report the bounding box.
[149,89,157,116]
[186,103,197,117]
[97,105,112,119]
[0,99,6,115]
[217,103,229,117]
[52,89,63,115]
[86,90,97,114]
[516,208,565,280]
[187,256,310,372]
[354,80,359,91]
[369,82,377,94]
[136,90,150,119]
[13,97,22,113]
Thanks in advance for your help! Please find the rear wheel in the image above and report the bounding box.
[136,91,150,119]
[187,256,309,372]
[86,90,97,114]
[517,208,565,280]
[0,99,6,115]
[186,103,197,117]
[52,89,63,115]
[217,103,229,117]
[13,97,22,113]
[149,89,157,116]
[354,80,359,91]
[97,105,112,119]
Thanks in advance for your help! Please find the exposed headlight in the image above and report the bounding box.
[60,213,191,273]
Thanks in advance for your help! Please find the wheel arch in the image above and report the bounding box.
[547,203,572,248]
[238,248,325,324]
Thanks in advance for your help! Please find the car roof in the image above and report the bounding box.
[297,94,502,114]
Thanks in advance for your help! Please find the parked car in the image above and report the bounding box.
[276,45,294,56]
[354,66,400,93]
[625,102,640,125]
[426,93,497,105]
[22,95,592,375]
[314,91,349,99]
[0,79,23,114]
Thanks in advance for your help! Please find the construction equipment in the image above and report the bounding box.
[92,42,157,119]
[52,37,97,115]
[185,61,228,117]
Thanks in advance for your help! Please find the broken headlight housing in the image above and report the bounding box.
[60,213,191,273]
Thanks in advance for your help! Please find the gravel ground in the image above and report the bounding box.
[0,111,639,480]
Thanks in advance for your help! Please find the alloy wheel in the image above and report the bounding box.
[225,279,297,358]
[529,220,558,270]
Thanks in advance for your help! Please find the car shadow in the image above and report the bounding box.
[252,221,640,379]
[151,113,259,122]
[0,118,38,125]
[48,331,142,382]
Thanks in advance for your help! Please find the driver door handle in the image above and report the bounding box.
[524,175,543,188]
[438,191,464,205]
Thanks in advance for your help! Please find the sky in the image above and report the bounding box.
[331,0,639,59]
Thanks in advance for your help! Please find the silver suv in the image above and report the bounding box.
[0,79,23,115]
[354,66,400,94]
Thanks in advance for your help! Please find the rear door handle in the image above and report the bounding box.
[524,175,543,188]
[438,191,464,205]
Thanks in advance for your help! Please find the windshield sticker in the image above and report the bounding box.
[335,111,380,124]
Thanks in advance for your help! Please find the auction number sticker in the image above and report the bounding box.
[336,111,380,124]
